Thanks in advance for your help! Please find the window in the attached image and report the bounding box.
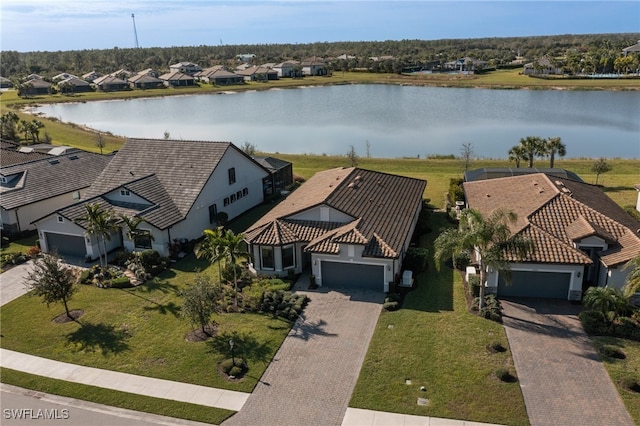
[134,230,153,249]
[242,187,248,196]
[236,190,242,199]
[57,216,64,223]
[282,245,295,269]
[261,246,274,270]
[224,197,230,206]
[72,191,80,200]
[0,176,6,183]
[120,189,130,197]
[230,194,236,203]
[208,204,217,224]
[228,167,236,185]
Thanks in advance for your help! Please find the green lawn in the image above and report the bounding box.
[0,254,291,394]
[0,368,233,425]
[590,337,640,424]
[349,212,529,426]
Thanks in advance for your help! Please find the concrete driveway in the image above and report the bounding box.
[223,285,383,426]
[501,298,634,426]
[0,261,34,306]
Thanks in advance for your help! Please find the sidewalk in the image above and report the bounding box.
[342,408,502,426]
[0,349,249,412]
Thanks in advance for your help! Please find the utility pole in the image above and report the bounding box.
[131,13,139,48]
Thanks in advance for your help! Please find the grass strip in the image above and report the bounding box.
[0,367,234,424]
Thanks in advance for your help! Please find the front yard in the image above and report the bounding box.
[350,212,530,425]
[0,254,291,392]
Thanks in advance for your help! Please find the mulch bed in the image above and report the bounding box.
[52,309,84,323]
[185,324,218,342]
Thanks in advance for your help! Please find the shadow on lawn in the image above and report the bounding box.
[119,286,181,318]
[207,331,272,363]
[66,321,130,355]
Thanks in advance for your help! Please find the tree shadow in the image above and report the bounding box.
[207,331,272,363]
[133,278,179,295]
[288,313,337,341]
[66,321,130,355]
[601,185,633,193]
[119,287,181,317]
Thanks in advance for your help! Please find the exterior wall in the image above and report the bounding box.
[250,242,306,277]
[169,148,268,245]
[485,262,583,300]
[604,263,631,291]
[636,189,640,212]
[36,214,87,255]
[289,205,353,223]
[1,208,18,233]
[105,188,152,206]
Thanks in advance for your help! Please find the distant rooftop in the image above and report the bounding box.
[464,167,583,183]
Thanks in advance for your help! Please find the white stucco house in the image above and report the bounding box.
[464,172,640,300]
[244,167,426,292]
[1,151,112,236]
[33,139,270,261]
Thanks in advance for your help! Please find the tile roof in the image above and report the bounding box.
[245,167,426,259]
[1,151,112,210]
[83,138,235,229]
[464,173,640,266]
[0,148,49,167]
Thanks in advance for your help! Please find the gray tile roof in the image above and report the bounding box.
[1,151,112,210]
[245,167,426,259]
[0,148,49,167]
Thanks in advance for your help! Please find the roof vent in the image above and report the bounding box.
[555,180,564,186]
[348,183,355,188]
[69,155,79,160]
[48,159,59,165]
[355,175,361,181]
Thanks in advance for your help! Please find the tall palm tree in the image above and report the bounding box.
[622,255,640,298]
[545,137,566,168]
[508,145,526,168]
[76,204,118,267]
[434,209,533,311]
[194,227,226,284]
[518,136,545,168]
[119,214,153,251]
[219,229,249,309]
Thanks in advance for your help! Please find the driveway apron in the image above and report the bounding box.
[223,287,382,426]
[0,261,34,306]
[501,299,634,426]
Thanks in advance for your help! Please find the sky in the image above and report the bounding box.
[1,1,639,52]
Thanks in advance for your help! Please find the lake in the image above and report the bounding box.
[35,84,640,159]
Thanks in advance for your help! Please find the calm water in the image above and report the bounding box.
[35,85,640,159]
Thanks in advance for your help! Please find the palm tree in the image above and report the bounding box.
[518,136,546,168]
[119,214,153,251]
[545,137,566,168]
[219,229,249,309]
[583,286,631,322]
[194,227,226,283]
[76,204,118,267]
[622,255,640,298]
[434,208,533,311]
[508,145,526,168]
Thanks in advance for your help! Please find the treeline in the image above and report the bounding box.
[1,33,638,79]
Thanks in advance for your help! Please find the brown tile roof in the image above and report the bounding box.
[245,167,426,259]
[464,173,640,266]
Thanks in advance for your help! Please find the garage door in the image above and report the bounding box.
[498,271,570,299]
[321,262,384,291]
[45,233,86,258]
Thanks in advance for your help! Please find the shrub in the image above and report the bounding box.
[383,301,400,311]
[599,344,626,359]
[110,250,133,267]
[79,269,93,284]
[614,316,640,341]
[448,178,464,204]
[26,246,41,258]
[620,376,640,393]
[468,274,480,298]
[219,357,247,378]
[261,290,308,320]
[579,310,610,335]
[495,368,517,383]
[402,247,429,274]
[109,276,133,289]
[473,294,502,322]
[452,250,470,271]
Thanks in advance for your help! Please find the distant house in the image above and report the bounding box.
[272,61,301,78]
[252,156,293,195]
[52,73,78,82]
[1,151,112,235]
[197,68,243,86]
[235,66,279,82]
[464,173,640,300]
[20,79,52,96]
[622,40,640,57]
[128,73,164,89]
[93,75,129,92]
[169,62,202,76]
[0,76,13,89]
[523,57,563,75]
[444,57,487,73]
[159,71,196,87]
[58,77,93,93]
[244,167,426,291]
[34,139,271,260]
[301,58,328,76]
[82,71,102,82]
[236,54,256,62]
[464,168,583,183]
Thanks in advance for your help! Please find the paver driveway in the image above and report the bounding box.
[501,298,634,426]
[223,285,383,426]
